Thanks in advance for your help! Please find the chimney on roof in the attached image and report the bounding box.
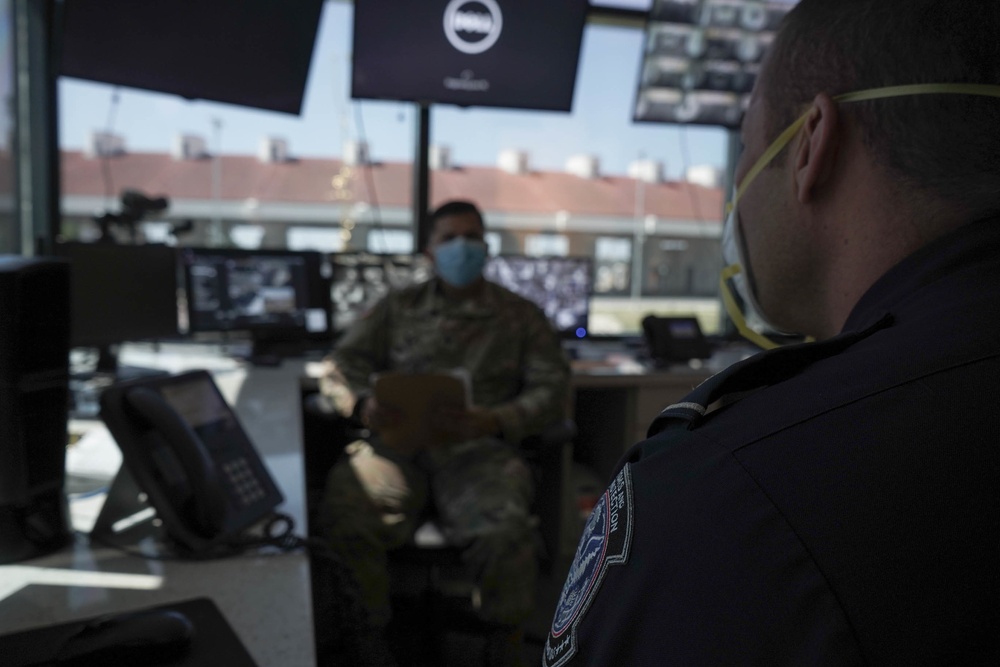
[498,149,529,175]
[172,134,208,160]
[685,165,722,188]
[86,131,125,158]
[430,145,452,170]
[259,137,290,163]
[343,140,370,166]
[566,154,600,179]
[628,158,664,184]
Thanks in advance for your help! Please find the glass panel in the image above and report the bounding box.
[57,2,414,252]
[430,22,728,336]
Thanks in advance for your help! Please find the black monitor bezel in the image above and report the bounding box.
[179,246,331,340]
[58,0,325,115]
[53,241,181,349]
[350,0,590,113]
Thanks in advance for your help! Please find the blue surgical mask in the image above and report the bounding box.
[433,237,488,288]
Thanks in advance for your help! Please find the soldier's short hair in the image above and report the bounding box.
[428,200,485,236]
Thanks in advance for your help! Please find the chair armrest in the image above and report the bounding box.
[519,419,575,573]
[299,378,368,535]
[520,418,577,455]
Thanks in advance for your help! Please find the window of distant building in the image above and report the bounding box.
[287,226,343,253]
[231,225,266,250]
[484,232,502,256]
[366,229,412,254]
[526,234,570,258]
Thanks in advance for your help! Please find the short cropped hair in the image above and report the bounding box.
[429,200,485,229]
[425,200,485,245]
[763,0,1000,215]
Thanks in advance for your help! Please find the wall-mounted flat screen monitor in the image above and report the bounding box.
[351,0,589,112]
[59,0,324,115]
[633,0,798,128]
[52,242,180,349]
[180,248,330,340]
[329,252,433,333]
[484,255,592,338]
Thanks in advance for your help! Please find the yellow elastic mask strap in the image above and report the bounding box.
[732,83,1000,210]
[719,263,780,350]
[723,82,1000,349]
[734,113,808,207]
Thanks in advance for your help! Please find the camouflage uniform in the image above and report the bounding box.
[318,277,571,629]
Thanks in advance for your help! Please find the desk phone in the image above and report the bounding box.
[95,370,283,554]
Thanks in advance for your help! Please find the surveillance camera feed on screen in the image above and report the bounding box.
[351,0,589,112]
[484,256,592,338]
[330,252,433,332]
[182,249,328,335]
[635,0,798,127]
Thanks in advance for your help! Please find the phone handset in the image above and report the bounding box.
[123,387,228,539]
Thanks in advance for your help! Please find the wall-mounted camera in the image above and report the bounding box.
[95,189,170,243]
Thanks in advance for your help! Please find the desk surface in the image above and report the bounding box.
[0,352,316,667]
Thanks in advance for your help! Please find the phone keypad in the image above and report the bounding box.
[223,457,268,506]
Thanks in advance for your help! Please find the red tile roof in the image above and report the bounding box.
[60,150,723,223]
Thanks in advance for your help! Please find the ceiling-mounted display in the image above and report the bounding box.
[633,0,798,128]
[351,0,589,112]
[60,0,324,115]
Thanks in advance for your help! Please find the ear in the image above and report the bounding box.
[793,92,840,204]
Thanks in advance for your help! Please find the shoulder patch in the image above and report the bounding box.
[544,464,634,667]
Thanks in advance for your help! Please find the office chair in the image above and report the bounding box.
[298,376,573,665]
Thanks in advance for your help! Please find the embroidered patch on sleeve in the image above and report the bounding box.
[544,464,634,667]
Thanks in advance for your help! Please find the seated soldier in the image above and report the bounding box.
[317,200,570,665]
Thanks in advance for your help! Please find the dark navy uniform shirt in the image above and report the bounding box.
[546,217,1000,666]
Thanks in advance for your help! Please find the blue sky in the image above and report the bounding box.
[57,1,732,179]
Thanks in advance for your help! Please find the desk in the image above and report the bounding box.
[570,366,714,481]
[0,350,316,667]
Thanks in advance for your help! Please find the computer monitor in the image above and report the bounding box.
[484,255,592,338]
[59,0,324,115]
[329,252,433,333]
[633,0,798,128]
[351,0,589,112]
[179,247,331,354]
[52,241,180,370]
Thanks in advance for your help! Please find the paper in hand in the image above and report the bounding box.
[371,371,470,455]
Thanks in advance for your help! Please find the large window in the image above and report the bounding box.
[57,1,413,252]
[57,3,728,335]
[429,20,728,334]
